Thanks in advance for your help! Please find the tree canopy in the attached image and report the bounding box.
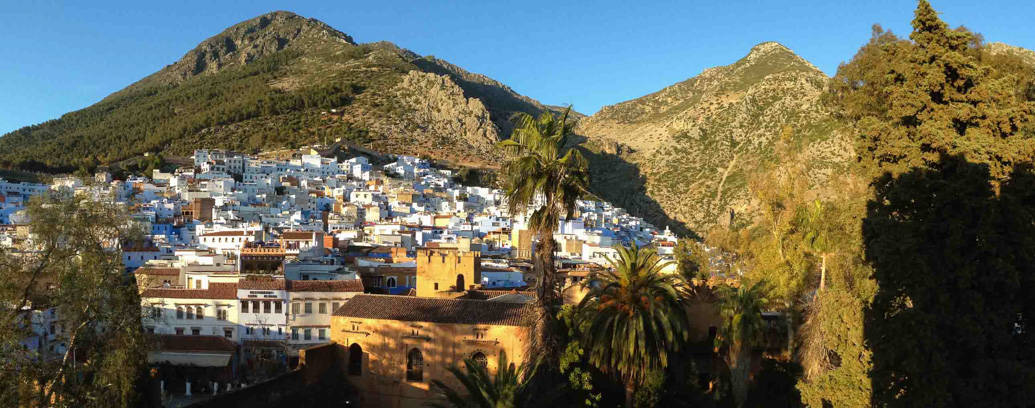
[0,193,149,407]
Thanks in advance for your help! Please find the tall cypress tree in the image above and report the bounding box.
[835,0,1035,181]
[828,1,1035,406]
[842,2,1035,406]
[863,156,1035,407]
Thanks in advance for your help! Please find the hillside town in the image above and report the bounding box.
[1,146,691,407]
[8,1,1033,407]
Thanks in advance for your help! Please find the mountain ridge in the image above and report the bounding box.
[578,41,849,234]
[0,11,549,171]
[4,11,1032,238]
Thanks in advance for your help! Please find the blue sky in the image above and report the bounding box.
[1,0,1033,134]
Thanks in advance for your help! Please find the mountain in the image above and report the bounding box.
[577,42,852,235]
[0,11,554,172]
[986,42,1035,66]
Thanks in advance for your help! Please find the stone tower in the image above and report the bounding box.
[415,248,481,297]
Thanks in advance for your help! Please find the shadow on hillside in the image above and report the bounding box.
[861,154,1035,407]
[568,133,697,239]
[411,58,543,137]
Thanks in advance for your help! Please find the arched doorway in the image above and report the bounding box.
[348,343,362,376]
[386,277,397,288]
[471,351,488,368]
[406,348,423,382]
[456,274,465,291]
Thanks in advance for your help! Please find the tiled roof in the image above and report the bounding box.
[135,267,180,276]
[141,282,238,299]
[201,230,249,237]
[460,289,535,300]
[333,294,530,326]
[287,279,364,293]
[239,277,286,290]
[155,335,237,353]
[281,231,315,240]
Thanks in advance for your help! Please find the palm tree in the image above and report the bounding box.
[715,279,770,407]
[578,244,689,407]
[498,107,589,358]
[430,351,534,408]
[798,200,832,295]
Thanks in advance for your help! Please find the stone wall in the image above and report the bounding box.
[331,315,529,408]
[186,343,354,408]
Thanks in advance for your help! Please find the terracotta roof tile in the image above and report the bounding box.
[287,279,364,292]
[201,230,250,237]
[239,277,286,290]
[460,289,535,300]
[281,231,316,240]
[333,294,529,326]
[135,267,181,276]
[155,335,237,353]
[141,282,238,299]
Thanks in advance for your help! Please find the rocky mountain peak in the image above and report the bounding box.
[134,11,355,87]
[730,41,823,77]
[578,41,843,234]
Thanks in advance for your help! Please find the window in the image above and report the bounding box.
[318,329,326,340]
[224,328,233,339]
[275,302,282,314]
[217,309,228,321]
[175,328,184,335]
[176,307,184,319]
[471,352,488,368]
[319,303,327,314]
[242,301,249,313]
[151,307,162,319]
[386,277,397,288]
[348,344,363,376]
[304,329,312,340]
[253,301,262,313]
[291,328,299,340]
[434,282,439,290]
[263,327,271,336]
[406,349,423,382]
[245,327,253,335]
[332,302,340,313]
[146,326,155,334]
[185,306,194,320]
[292,303,300,314]
[191,328,200,336]
[278,327,283,335]
[195,280,202,289]
[263,301,271,314]
[304,302,313,314]
[473,329,486,340]
[195,306,204,320]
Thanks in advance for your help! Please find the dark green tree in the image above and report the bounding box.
[830,0,1035,182]
[430,351,535,408]
[715,280,770,408]
[0,192,150,407]
[577,244,689,408]
[862,155,1035,407]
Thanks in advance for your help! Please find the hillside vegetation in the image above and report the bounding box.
[578,42,852,235]
[0,11,551,173]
